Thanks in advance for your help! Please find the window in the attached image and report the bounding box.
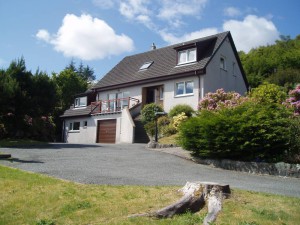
[220,56,226,70]
[139,61,153,70]
[178,48,196,65]
[232,62,236,76]
[159,87,164,100]
[175,81,194,96]
[69,122,80,131]
[75,97,87,107]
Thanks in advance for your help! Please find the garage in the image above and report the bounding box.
[97,119,117,143]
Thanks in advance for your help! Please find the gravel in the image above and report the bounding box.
[1,143,300,198]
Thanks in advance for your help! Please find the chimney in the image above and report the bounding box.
[151,43,156,50]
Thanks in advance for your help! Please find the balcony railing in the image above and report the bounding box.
[90,97,140,114]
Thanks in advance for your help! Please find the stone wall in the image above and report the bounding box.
[195,158,300,178]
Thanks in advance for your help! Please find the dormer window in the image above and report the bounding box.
[139,61,153,71]
[178,48,196,65]
[75,96,87,107]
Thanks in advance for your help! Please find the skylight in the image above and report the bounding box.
[139,61,153,70]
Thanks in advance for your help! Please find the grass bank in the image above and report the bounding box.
[0,138,47,148]
[1,165,299,225]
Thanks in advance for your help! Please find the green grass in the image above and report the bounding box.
[0,138,47,147]
[158,134,178,145]
[1,165,300,225]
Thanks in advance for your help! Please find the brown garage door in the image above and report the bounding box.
[97,119,116,143]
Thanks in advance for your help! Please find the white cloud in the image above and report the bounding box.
[36,29,51,42]
[160,28,218,44]
[158,0,207,24]
[159,15,279,53]
[119,0,150,19]
[36,14,134,60]
[223,15,280,52]
[224,7,241,17]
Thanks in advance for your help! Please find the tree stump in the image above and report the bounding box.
[129,181,230,224]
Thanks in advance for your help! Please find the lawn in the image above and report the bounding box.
[1,165,299,225]
[0,138,47,148]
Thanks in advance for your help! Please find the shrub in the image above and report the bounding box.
[198,88,247,111]
[144,122,156,137]
[173,112,188,131]
[178,101,293,162]
[283,84,300,116]
[250,82,287,104]
[141,103,164,124]
[168,104,194,117]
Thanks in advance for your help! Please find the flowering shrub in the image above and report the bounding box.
[198,88,247,111]
[284,84,300,116]
[173,112,188,131]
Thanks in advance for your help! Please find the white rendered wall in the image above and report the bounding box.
[120,107,135,143]
[64,114,122,144]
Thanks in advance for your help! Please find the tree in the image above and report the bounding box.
[53,69,87,111]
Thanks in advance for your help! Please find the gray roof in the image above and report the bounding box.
[92,31,232,90]
[60,105,91,118]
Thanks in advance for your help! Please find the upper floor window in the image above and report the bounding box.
[220,56,226,70]
[178,48,196,65]
[75,96,87,107]
[175,81,194,96]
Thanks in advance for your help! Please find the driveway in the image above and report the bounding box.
[1,143,300,198]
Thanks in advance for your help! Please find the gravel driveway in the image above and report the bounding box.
[1,143,300,198]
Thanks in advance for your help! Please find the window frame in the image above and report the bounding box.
[177,48,197,65]
[175,81,194,97]
[139,61,153,71]
[69,121,80,131]
[74,96,87,108]
[220,56,227,70]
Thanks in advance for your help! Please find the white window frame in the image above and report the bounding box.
[177,48,196,65]
[69,121,80,132]
[220,56,226,70]
[74,97,87,108]
[175,81,194,97]
[159,86,164,100]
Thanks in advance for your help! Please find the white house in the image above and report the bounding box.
[61,31,249,144]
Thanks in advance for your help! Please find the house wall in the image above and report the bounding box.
[63,113,125,144]
[120,107,135,143]
[203,37,248,95]
[97,76,200,112]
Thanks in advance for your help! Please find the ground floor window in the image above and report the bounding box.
[175,81,194,96]
[69,121,80,131]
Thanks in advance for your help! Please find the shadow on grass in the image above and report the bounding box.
[1,157,44,164]
[2,143,104,149]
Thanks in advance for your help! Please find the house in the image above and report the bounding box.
[61,31,249,144]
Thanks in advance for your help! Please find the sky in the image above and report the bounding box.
[0,0,299,80]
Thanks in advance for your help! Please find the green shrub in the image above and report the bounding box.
[168,104,194,117]
[250,82,287,104]
[287,117,300,163]
[144,121,156,137]
[141,103,163,124]
[178,101,293,162]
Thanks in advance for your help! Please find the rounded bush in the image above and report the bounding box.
[141,103,164,124]
[178,101,294,162]
[168,104,194,118]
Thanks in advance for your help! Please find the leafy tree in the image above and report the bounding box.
[53,69,87,111]
[240,34,300,88]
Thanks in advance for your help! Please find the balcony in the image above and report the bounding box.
[90,97,140,114]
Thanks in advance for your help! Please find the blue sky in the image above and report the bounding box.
[0,0,299,80]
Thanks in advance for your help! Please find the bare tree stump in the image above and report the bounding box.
[129,181,230,224]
